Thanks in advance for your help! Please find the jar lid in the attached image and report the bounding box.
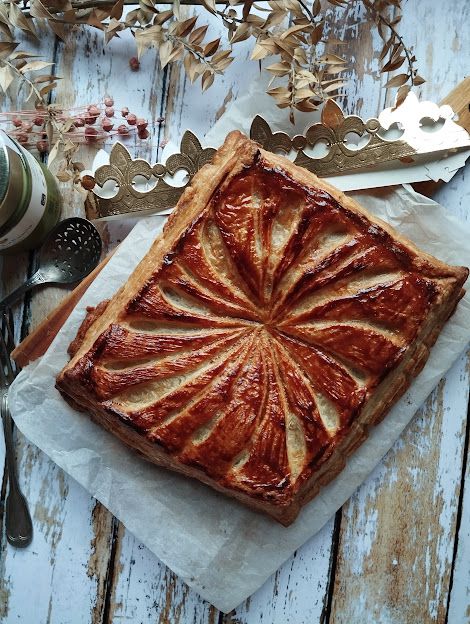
[0,132,29,230]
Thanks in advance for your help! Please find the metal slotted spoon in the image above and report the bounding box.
[0,217,102,310]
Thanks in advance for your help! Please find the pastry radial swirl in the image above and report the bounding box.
[57,132,468,524]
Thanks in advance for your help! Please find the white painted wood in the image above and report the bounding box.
[226,517,336,624]
[0,462,110,624]
[447,443,470,624]
[0,2,468,622]
[0,20,168,624]
[329,2,470,622]
[330,352,470,624]
[104,523,219,623]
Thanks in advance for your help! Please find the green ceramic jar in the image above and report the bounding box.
[0,130,62,255]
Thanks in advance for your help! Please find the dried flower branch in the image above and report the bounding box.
[0,0,424,174]
[363,0,425,105]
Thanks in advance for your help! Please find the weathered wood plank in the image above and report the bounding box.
[329,1,470,622]
[224,517,337,624]
[1,2,469,622]
[330,354,470,624]
[447,423,470,623]
[1,21,167,624]
[104,522,220,623]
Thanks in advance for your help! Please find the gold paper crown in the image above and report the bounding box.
[86,95,468,220]
[85,133,216,220]
[249,100,415,176]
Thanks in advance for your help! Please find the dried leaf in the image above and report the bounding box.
[385,73,408,88]
[189,25,208,46]
[212,49,232,63]
[295,87,315,99]
[200,0,217,15]
[0,42,18,59]
[48,21,68,41]
[262,10,286,30]
[203,38,220,57]
[201,69,215,91]
[390,43,405,64]
[20,60,54,73]
[267,86,290,97]
[159,40,173,69]
[413,74,426,86]
[293,47,307,64]
[135,25,162,58]
[251,39,276,60]
[311,22,324,45]
[9,2,38,39]
[295,99,318,112]
[154,10,173,25]
[325,64,346,75]
[319,53,346,65]
[215,56,233,71]
[168,44,184,63]
[30,0,54,20]
[394,84,410,109]
[266,61,290,76]
[105,18,124,44]
[379,37,393,61]
[34,74,61,84]
[0,65,15,92]
[110,0,125,20]
[48,139,61,168]
[230,23,251,44]
[40,81,57,96]
[173,16,197,38]
[9,51,37,60]
[280,24,310,40]
[322,79,347,93]
[382,56,406,72]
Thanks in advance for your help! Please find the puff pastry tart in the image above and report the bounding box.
[57,131,468,525]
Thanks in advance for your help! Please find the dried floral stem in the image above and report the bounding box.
[215,8,243,26]
[17,0,235,10]
[169,33,220,73]
[377,13,415,84]
[297,0,316,24]
[2,59,43,102]
[0,58,72,162]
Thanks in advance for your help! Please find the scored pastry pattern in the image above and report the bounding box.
[81,162,439,503]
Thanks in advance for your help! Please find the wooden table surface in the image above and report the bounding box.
[0,2,469,623]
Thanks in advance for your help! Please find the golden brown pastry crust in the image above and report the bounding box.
[57,131,468,525]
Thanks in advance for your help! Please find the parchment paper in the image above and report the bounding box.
[8,183,470,612]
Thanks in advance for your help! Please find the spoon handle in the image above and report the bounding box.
[0,272,47,310]
[2,403,33,548]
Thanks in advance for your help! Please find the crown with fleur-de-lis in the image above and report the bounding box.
[86,92,470,220]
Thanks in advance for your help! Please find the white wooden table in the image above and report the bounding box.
[1,2,469,622]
